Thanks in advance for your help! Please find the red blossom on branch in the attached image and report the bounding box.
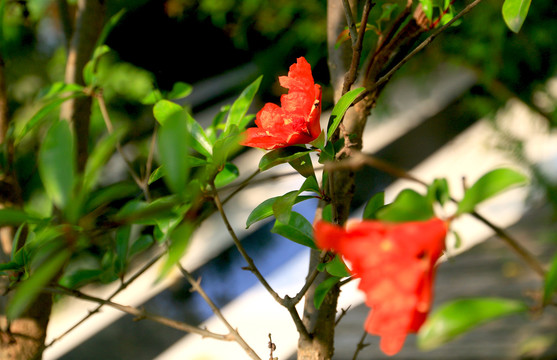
[240,57,322,150]
[314,218,448,356]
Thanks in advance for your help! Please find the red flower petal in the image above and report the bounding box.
[241,57,322,150]
[314,218,448,356]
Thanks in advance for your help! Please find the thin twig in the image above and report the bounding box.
[95,90,150,199]
[45,251,165,348]
[351,330,370,360]
[342,0,374,95]
[326,151,547,277]
[355,0,485,105]
[48,285,234,341]
[222,168,261,205]
[341,0,358,47]
[177,263,262,360]
[211,182,282,303]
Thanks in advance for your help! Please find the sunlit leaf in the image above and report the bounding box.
[38,120,76,210]
[327,87,365,140]
[428,178,450,206]
[115,225,130,275]
[224,76,262,134]
[129,234,155,257]
[417,297,528,350]
[0,209,40,226]
[457,168,528,215]
[376,189,434,222]
[157,110,190,195]
[167,82,193,100]
[153,99,182,125]
[289,153,315,178]
[325,255,351,278]
[158,222,194,280]
[502,0,531,33]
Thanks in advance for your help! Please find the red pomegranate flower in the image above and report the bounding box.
[314,218,448,356]
[240,57,322,150]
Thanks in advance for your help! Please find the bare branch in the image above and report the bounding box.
[341,0,358,47]
[177,263,262,360]
[351,330,370,360]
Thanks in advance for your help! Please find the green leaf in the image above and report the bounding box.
[167,82,193,100]
[17,93,84,144]
[377,189,434,222]
[502,0,531,33]
[153,100,182,125]
[420,0,434,20]
[115,225,130,275]
[363,192,385,220]
[224,76,262,134]
[157,110,190,195]
[314,276,340,309]
[38,120,76,210]
[84,181,139,213]
[245,195,314,228]
[428,178,450,206]
[115,197,179,225]
[185,112,213,159]
[544,253,557,304]
[59,269,103,288]
[0,209,40,226]
[41,82,84,100]
[158,222,194,280]
[327,87,365,140]
[271,211,316,249]
[273,190,299,224]
[95,9,126,49]
[129,234,155,257]
[7,249,71,320]
[418,297,528,350]
[457,168,528,215]
[259,146,312,172]
[214,163,239,188]
[212,128,243,169]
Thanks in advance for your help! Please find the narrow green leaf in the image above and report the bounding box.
[17,93,84,144]
[84,181,139,213]
[327,87,365,140]
[96,9,126,49]
[115,225,130,275]
[83,126,127,192]
[271,211,316,249]
[0,209,39,226]
[544,253,557,304]
[363,192,385,220]
[224,76,262,134]
[299,175,320,195]
[314,276,340,309]
[38,120,76,210]
[129,234,155,257]
[259,146,312,172]
[417,297,528,350]
[376,189,434,222]
[41,82,84,100]
[157,111,190,195]
[59,269,103,289]
[457,168,528,215]
[502,0,531,33]
[158,222,194,280]
[428,178,450,206]
[185,112,212,158]
[7,249,70,320]
[153,99,182,125]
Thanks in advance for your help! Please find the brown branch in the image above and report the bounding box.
[177,263,262,360]
[351,330,370,360]
[48,285,234,341]
[341,0,358,47]
[342,0,374,96]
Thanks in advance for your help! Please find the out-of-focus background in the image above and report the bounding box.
[3,0,557,358]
